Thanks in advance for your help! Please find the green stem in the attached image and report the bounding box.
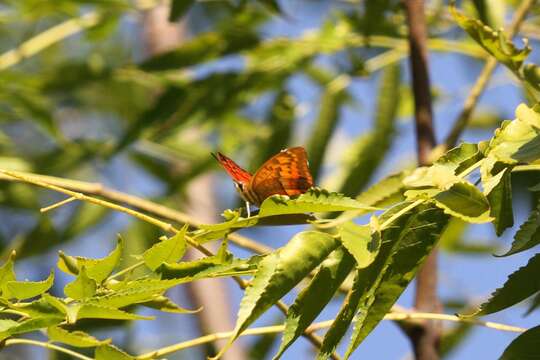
[4,338,93,360]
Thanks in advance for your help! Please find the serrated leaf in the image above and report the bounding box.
[215,231,339,358]
[275,247,354,359]
[48,326,111,348]
[58,237,123,283]
[0,316,63,341]
[143,225,187,270]
[433,182,492,223]
[485,106,540,164]
[344,206,449,358]
[75,303,153,321]
[338,221,381,268]
[6,270,54,300]
[6,296,64,318]
[499,325,540,360]
[95,344,134,360]
[0,251,16,298]
[258,188,376,218]
[482,166,513,235]
[64,266,96,300]
[356,172,407,208]
[498,201,540,257]
[516,103,540,130]
[451,5,531,71]
[142,295,200,314]
[317,270,363,359]
[469,253,540,316]
[435,142,483,174]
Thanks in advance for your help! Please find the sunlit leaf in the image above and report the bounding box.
[275,247,354,359]
[217,231,339,357]
[338,220,381,268]
[6,270,54,300]
[75,303,153,322]
[58,237,123,283]
[64,266,97,300]
[343,205,449,358]
[0,316,63,341]
[48,326,111,347]
[95,344,135,360]
[143,225,187,271]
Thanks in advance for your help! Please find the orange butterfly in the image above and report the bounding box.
[213,147,314,216]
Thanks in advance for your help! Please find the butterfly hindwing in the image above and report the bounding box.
[250,147,313,202]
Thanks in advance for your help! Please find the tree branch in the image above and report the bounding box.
[403,1,440,359]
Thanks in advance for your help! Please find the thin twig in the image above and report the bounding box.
[443,0,537,149]
[136,311,526,359]
[4,338,93,360]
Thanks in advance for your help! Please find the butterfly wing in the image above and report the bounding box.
[213,152,252,185]
[249,147,313,203]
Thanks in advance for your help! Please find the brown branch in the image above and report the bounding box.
[403,1,440,359]
[443,0,537,149]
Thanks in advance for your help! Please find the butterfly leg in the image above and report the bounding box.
[245,201,251,217]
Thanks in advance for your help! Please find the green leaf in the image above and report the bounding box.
[0,320,18,332]
[306,75,350,180]
[142,295,200,314]
[6,270,54,300]
[258,188,376,217]
[275,247,355,359]
[484,106,540,164]
[48,326,111,347]
[515,103,540,130]
[317,270,363,359]
[64,266,97,300]
[344,205,449,358]
[355,171,407,208]
[58,237,123,283]
[75,303,153,322]
[338,220,381,268]
[435,142,483,174]
[433,182,492,223]
[524,292,540,316]
[337,64,400,197]
[450,5,531,72]
[143,225,187,270]
[0,251,16,298]
[497,201,540,257]
[95,344,135,360]
[168,0,196,21]
[217,231,339,357]
[469,253,540,316]
[0,316,63,341]
[482,165,514,235]
[500,325,540,360]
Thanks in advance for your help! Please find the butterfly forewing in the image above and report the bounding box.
[249,147,313,203]
[214,152,252,184]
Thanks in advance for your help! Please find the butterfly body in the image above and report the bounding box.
[213,147,314,208]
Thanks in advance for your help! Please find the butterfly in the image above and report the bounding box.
[213,147,314,216]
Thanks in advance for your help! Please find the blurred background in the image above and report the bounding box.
[0,0,539,359]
